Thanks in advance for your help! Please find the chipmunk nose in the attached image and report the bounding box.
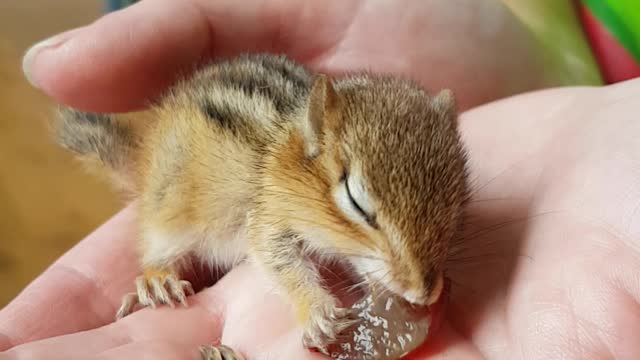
[400,274,443,305]
[402,272,444,305]
[389,270,444,305]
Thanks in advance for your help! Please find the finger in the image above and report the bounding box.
[0,204,139,349]
[25,0,349,113]
[9,339,202,360]
[6,288,224,359]
[25,0,212,112]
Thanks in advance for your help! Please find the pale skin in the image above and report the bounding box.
[5,0,640,359]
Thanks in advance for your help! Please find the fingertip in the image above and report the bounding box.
[22,37,55,88]
[29,0,212,112]
[22,28,85,89]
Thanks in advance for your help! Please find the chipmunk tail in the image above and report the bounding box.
[52,107,140,193]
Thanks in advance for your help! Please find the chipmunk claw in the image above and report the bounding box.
[115,272,194,320]
[200,345,245,360]
[115,293,139,320]
[302,304,359,352]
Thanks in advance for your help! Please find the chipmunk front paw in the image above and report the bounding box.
[115,268,194,319]
[301,297,358,353]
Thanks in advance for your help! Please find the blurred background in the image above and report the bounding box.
[0,1,120,306]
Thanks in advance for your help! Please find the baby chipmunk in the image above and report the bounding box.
[54,53,469,353]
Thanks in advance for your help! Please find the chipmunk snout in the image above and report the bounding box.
[395,271,444,306]
[352,256,445,306]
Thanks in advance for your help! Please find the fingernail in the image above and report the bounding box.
[22,35,68,88]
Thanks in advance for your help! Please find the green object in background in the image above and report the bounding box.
[583,0,640,63]
[503,0,604,85]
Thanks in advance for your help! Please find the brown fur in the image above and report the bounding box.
[53,53,468,348]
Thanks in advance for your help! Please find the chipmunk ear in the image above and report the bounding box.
[431,89,456,118]
[302,74,339,158]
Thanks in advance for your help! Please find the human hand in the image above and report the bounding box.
[433,79,640,359]
[8,0,640,358]
[4,79,640,358]
[0,206,322,359]
[22,0,549,113]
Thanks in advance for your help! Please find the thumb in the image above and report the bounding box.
[22,0,213,113]
[22,0,328,113]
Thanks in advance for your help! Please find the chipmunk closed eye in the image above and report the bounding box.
[53,53,468,353]
[336,171,379,229]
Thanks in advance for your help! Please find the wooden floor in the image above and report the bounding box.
[0,1,120,306]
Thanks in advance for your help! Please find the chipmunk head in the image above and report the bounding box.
[265,74,468,306]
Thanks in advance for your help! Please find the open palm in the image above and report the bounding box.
[436,82,640,359]
[6,0,639,359]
